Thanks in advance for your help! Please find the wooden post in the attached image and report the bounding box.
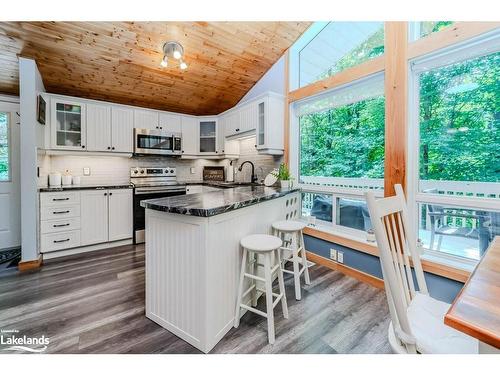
[384,22,408,197]
[283,50,290,166]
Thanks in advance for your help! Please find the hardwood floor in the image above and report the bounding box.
[0,244,392,354]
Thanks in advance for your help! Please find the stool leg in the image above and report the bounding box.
[234,247,248,328]
[300,230,311,285]
[250,251,258,307]
[275,248,288,319]
[292,232,302,300]
[264,252,275,344]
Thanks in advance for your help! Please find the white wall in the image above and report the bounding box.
[19,57,45,261]
[238,55,285,104]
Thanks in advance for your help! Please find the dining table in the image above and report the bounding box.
[444,236,500,353]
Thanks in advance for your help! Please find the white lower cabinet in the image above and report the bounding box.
[41,230,81,253]
[108,189,133,241]
[81,190,109,246]
[40,188,133,254]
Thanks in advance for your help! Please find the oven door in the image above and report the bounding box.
[133,186,186,243]
[134,128,174,155]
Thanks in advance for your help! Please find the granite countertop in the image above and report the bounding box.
[39,184,134,192]
[140,186,300,217]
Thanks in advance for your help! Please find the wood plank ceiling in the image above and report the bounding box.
[0,22,310,115]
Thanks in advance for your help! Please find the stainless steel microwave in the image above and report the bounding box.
[134,128,182,156]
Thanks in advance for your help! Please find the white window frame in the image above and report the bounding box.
[407,30,500,266]
[0,110,11,182]
[290,74,386,241]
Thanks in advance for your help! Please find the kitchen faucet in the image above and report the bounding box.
[238,161,258,183]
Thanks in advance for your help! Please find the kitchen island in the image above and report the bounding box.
[141,186,300,353]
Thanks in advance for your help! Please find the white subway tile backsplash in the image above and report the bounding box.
[36,136,282,187]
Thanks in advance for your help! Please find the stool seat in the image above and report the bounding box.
[241,234,282,252]
[272,220,307,233]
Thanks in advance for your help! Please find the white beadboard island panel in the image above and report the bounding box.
[145,192,300,353]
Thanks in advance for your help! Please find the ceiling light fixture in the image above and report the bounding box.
[160,41,188,70]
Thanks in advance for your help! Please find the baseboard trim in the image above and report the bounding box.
[18,254,43,272]
[306,251,385,290]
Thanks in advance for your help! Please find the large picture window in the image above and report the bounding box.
[295,74,385,237]
[297,22,384,88]
[410,34,500,262]
[0,112,9,181]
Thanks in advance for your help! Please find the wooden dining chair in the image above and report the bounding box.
[365,184,478,354]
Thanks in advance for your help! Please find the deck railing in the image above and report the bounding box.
[299,176,499,231]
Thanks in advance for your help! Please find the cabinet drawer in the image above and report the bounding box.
[41,204,81,220]
[41,217,81,234]
[41,191,81,208]
[41,230,81,253]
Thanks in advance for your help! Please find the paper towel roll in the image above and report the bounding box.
[226,165,234,182]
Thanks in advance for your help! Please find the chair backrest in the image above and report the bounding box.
[365,184,428,352]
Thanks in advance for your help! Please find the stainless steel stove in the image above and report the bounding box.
[131,167,186,243]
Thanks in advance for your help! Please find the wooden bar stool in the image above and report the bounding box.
[234,234,289,344]
[272,220,311,300]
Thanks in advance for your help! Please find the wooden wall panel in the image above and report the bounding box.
[384,22,408,197]
[0,22,311,115]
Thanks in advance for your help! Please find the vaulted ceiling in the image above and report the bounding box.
[0,22,311,115]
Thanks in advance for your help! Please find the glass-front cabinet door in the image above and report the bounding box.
[51,98,86,150]
[257,101,265,148]
[199,119,217,154]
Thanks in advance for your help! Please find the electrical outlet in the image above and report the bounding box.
[329,248,337,261]
[337,251,344,264]
[190,167,195,174]
[83,167,91,176]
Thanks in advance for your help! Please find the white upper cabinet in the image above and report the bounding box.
[255,94,284,155]
[218,115,239,159]
[86,103,112,152]
[50,97,87,151]
[134,109,159,130]
[239,102,258,134]
[181,116,198,156]
[223,110,241,137]
[199,118,218,155]
[111,106,135,153]
[159,113,182,133]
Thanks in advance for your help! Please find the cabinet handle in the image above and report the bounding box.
[82,145,86,149]
[222,150,225,153]
[53,210,70,214]
[53,223,70,228]
[109,192,113,196]
[52,198,69,201]
[182,150,185,153]
[104,193,107,196]
[216,151,218,153]
[254,144,257,148]
[112,147,115,150]
[107,146,111,150]
[54,238,70,243]
[236,128,240,132]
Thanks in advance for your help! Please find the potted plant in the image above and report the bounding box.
[272,163,294,189]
